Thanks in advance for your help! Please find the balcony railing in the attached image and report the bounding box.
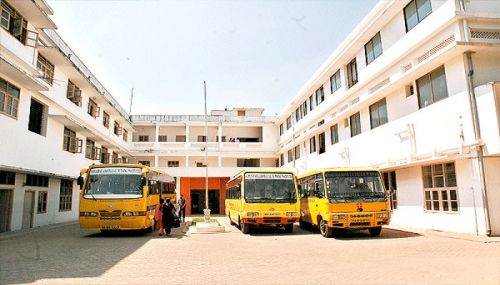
[130,114,276,123]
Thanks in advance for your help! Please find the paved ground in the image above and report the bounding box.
[1,217,499,285]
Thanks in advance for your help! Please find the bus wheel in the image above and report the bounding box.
[319,219,333,238]
[369,226,382,236]
[241,222,251,234]
[284,224,293,233]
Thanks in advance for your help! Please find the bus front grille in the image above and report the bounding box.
[349,222,371,227]
[99,210,122,220]
[263,217,281,224]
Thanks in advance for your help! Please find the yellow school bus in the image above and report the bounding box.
[225,169,299,234]
[78,164,176,231]
[297,168,390,237]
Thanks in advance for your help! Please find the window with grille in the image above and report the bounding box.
[36,54,54,85]
[168,161,179,167]
[26,174,48,187]
[66,81,81,106]
[37,191,48,213]
[404,0,432,32]
[423,162,458,212]
[197,135,207,142]
[59,179,72,211]
[330,69,341,93]
[63,127,82,153]
[0,171,15,185]
[369,98,388,129]
[0,77,20,118]
[350,112,361,137]
[137,135,149,142]
[417,66,448,109]
[158,135,168,142]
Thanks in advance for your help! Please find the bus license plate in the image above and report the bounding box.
[101,225,119,230]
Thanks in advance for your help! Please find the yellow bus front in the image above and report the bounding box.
[239,172,299,233]
[79,166,156,231]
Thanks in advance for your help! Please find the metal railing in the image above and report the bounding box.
[130,114,276,123]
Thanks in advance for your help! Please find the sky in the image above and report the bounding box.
[46,0,378,116]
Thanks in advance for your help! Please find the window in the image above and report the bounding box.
[216,136,226,142]
[197,135,207,142]
[370,98,388,129]
[309,137,316,153]
[330,124,339,145]
[176,135,186,142]
[302,101,308,116]
[318,132,326,154]
[101,147,109,164]
[405,84,415,97]
[383,171,397,210]
[0,77,20,118]
[138,135,149,142]
[0,171,15,185]
[112,152,119,163]
[279,124,283,136]
[36,54,54,85]
[26,174,48,187]
[168,161,179,167]
[287,149,293,163]
[330,69,341,93]
[37,191,48,213]
[346,58,358,88]
[237,110,245,116]
[1,1,29,43]
[295,107,301,122]
[286,116,292,130]
[66,81,81,106]
[59,179,72,211]
[114,121,122,135]
[350,112,361,137]
[123,129,128,142]
[315,86,324,105]
[294,145,300,160]
[28,98,46,135]
[138,161,150,167]
[196,162,206,167]
[102,111,110,128]
[417,66,448,108]
[365,32,383,65]
[85,139,100,160]
[279,153,284,166]
[63,127,82,153]
[423,162,458,212]
[404,0,432,32]
[237,159,260,167]
[87,99,100,118]
[158,135,168,142]
[309,95,314,111]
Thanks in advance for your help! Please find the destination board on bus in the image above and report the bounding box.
[90,167,141,175]
[244,173,293,180]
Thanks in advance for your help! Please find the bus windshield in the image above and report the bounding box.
[244,173,296,203]
[84,167,143,199]
[324,171,385,201]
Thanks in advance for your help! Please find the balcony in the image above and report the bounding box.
[130,114,275,124]
[0,54,47,91]
[9,0,56,29]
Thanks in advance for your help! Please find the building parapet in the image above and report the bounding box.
[130,114,276,123]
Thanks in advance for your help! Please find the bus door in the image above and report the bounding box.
[309,174,324,226]
[299,177,312,223]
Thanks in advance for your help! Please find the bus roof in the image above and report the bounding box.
[228,168,296,183]
[297,167,380,179]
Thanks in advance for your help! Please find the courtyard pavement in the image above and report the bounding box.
[0,216,499,285]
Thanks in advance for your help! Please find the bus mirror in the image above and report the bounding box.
[77,176,84,190]
[141,177,147,187]
[316,191,324,198]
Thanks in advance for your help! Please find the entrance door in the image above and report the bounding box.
[0,189,13,232]
[190,190,220,214]
[22,191,35,229]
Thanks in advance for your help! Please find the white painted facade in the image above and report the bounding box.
[276,0,500,235]
[0,0,133,232]
[1,0,498,235]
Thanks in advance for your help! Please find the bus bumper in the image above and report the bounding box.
[241,217,298,225]
[79,217,152,231]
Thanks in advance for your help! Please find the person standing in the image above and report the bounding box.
[162,198,175,236]
[155,198,165,236]
[178,195,187,222]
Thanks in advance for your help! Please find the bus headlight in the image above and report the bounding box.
[247,212,259,217]
[376,213,389,219]
[80,212,98,217]
[122,211,146,216]
[286,212,298,217]
[332,214,346,220]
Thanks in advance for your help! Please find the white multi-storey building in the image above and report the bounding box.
[128,108,278,215]
[276,0,500,235]
[0,0,132,232]
[1,0,498,236]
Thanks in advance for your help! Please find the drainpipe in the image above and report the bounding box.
[464,51,491,236]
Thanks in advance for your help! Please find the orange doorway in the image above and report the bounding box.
[179,177,229,215]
